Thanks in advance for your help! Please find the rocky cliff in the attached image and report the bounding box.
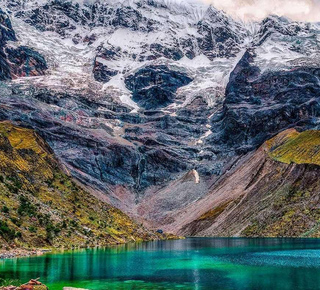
[0,8,47,80]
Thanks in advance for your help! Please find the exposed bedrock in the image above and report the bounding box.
[196,7,246,60]
[93,60,118,83]
[0,85,219,214]
[0,8,17,45]
[5,46,48,77]
[124,65,193,109]
[208,49,320,154]
[0,9,47,80]
[0,8,17,80]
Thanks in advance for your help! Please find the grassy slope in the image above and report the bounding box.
[0,122,164,249]
[243,129,320,237]
[267,128,320,165]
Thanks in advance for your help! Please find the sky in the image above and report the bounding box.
[200,0,320,22]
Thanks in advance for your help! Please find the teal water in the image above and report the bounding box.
[2,238,320,289]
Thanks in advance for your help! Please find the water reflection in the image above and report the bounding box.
[1,238,320,289]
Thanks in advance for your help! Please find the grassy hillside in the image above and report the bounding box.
[0,122,164,249]
[242,129,320,237]
[267,128,320,165]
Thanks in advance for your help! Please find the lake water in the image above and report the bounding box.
[2,238,320,289]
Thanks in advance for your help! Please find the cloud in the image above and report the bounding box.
[202,0,320,22]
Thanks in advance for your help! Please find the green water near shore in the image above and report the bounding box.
[2,238,320,289]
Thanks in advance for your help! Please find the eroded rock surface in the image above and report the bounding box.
[0,8,47,80]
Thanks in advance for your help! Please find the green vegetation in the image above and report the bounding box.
[267,129,320,165]
[0,122,164,249]
[0,278,21,287]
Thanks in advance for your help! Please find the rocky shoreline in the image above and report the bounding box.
[0,249,49,259]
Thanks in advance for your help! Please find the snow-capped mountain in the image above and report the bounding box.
[1,0,320,232]
[1,0,252,107]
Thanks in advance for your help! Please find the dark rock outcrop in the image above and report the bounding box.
[93,60,118,82]
[14,0,160,37]
[0,8,17,80]
[125,65,192,109]
[6,46,48,77]
[0,9,17,45]
[255,15,311,46]
[209,49,320,153]
[149,43,184,61]
[196,7,246,59]
[0,9,47,80]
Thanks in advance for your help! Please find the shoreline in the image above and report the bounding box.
[0,248,49,259]
[0,235,181,260]
[1,236,315,260]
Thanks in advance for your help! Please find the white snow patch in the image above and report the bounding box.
[192,169,200,184]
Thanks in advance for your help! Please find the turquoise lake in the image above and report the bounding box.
[2,238,320,289]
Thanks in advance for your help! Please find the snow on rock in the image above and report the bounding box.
[0,0,252,110]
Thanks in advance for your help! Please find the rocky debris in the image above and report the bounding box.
[0,249,46,259]
[125,65,193,109]
[161,129,320,238]
[0,279,48,290]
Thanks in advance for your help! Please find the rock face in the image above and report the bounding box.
[125,65,193,109]
[5,46,47,77]
[0,8,16,45]
[93,60,118,83]
[0,8,17,80]
[0,8,47,80]
[0,122,163,248]
[209,50,320,154]
[0,0,320,237]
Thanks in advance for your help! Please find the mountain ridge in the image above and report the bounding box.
[0,0,320,238]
